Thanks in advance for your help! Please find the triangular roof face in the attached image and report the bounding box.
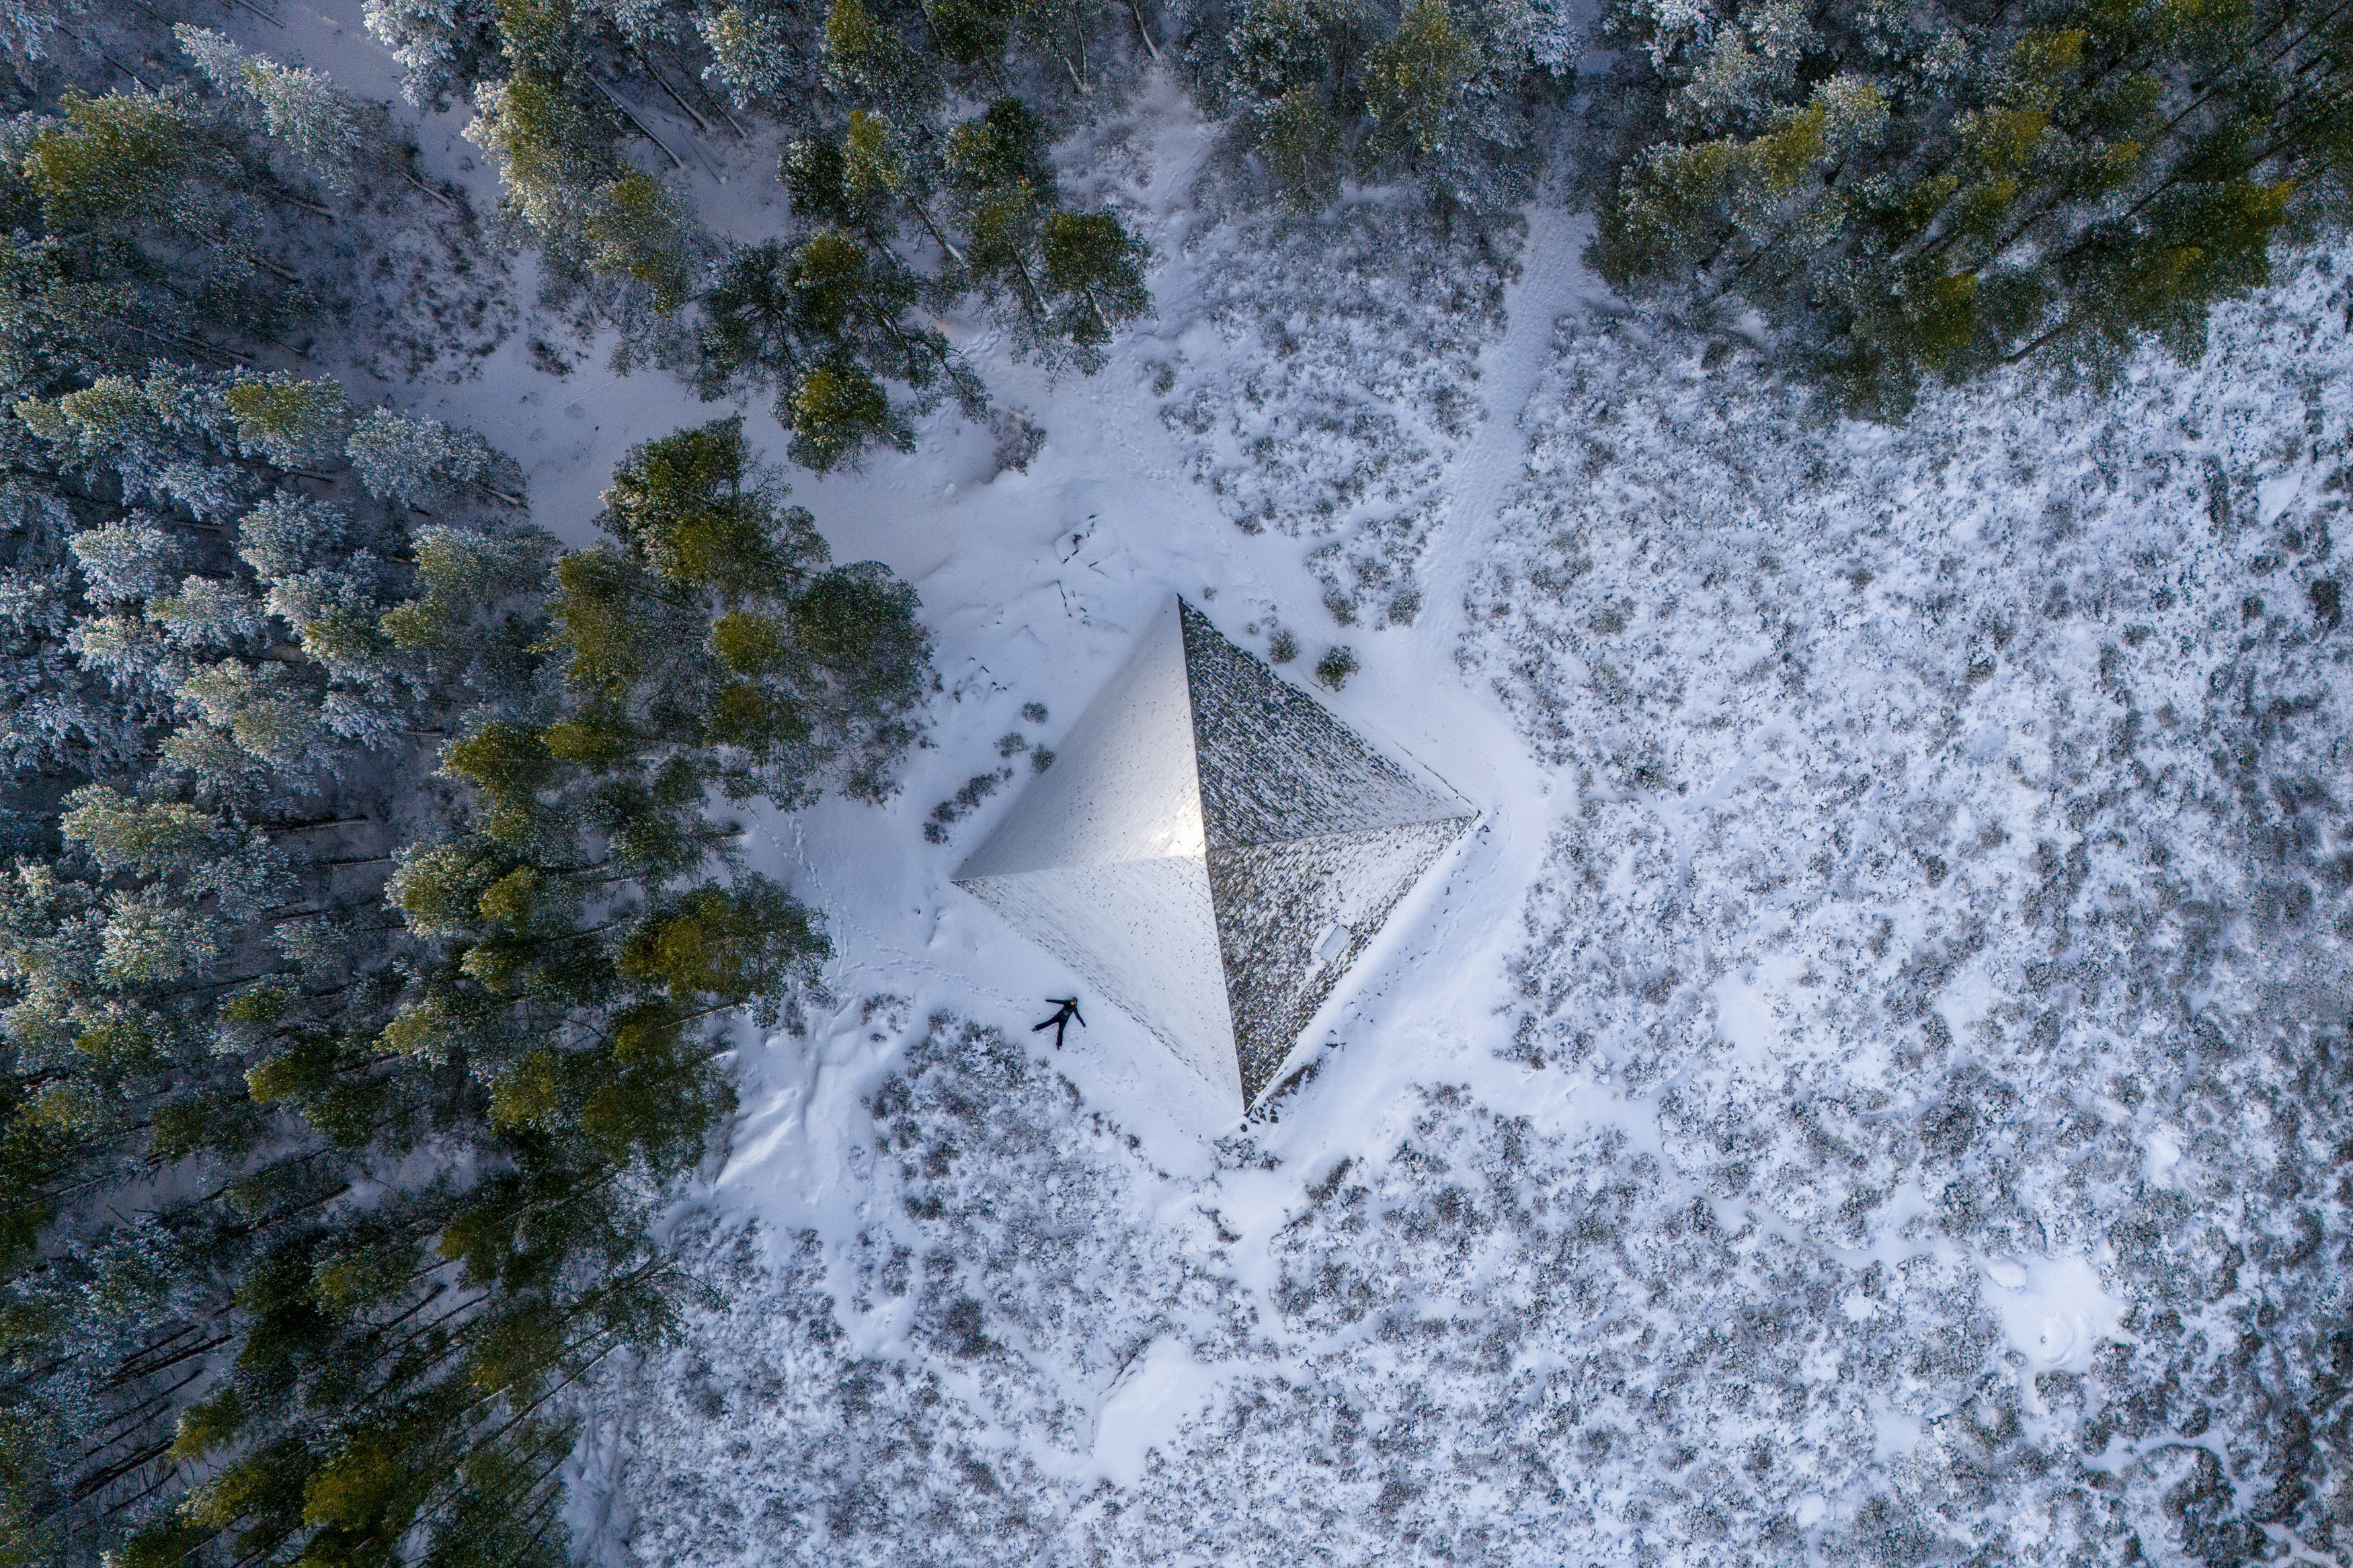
[955,597,1474,1110]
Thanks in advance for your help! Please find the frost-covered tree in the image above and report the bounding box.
[584,170,699,312]
[694,93,1149,469]
[0,19,993,1565]
[1255,85,1345,208]
[362,419,932,1200]
[223,373,356,466]
[344,406,497,509]
[175,26,368,192]
[1,79,350,372]
[4,327,928,1568]
[350,0,1166,470]
[362,0,503,111]
[1589,0,2353,409]
[0,0,78,60]
[1187,0,1579,206]
[0,35,904,1566]
[537,414,930,802]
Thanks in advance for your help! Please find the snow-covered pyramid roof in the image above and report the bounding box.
[955,597,1474,1109]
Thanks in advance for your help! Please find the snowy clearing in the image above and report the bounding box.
[213,0,2353,1557]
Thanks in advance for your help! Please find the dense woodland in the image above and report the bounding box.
[0,17,929,1561]
[2,0,2350,1559]
[1590,0,2353,409]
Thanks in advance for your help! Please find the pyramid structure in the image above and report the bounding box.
[955,597,1474,1108]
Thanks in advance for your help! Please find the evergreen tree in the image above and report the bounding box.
[1363,0,1476,165]
[538,414,930,804]
[944,97,1152,367]
[348,0,1168,470]
[344,409,498,510]
[1186,0,1579,206]
[1256,85,1346,208]
[177,27,371,194]
[4,392,926,1568]
[0,30,935,1568]
[694,227,975,473]
[1589,0,2353,409]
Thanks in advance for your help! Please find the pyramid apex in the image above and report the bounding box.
[1176,603,1471,850]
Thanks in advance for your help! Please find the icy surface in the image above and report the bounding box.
[955,600,1205,880]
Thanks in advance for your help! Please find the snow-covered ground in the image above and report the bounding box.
[219,5,2353,1557]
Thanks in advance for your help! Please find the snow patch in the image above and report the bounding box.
[1981,1253,2127,1374]
[1089,1338,1232,1488]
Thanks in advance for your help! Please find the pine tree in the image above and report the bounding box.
[1256,85,1345,208]
[1190,0,1576,206]
[584,172,698,311]
[0,61,770,1561]
[176,27,368,193]
[19,91,195,229]
[945,97,1152,368]
[354,0,1168,472]
[344,409,497,509]
[0,0,74,60]
[1590,0,2353,409]
[538,415,930,800]
[223,375,356,468]
[1363,0,1476,165]
[695,231,977,474]
[465,73,616,241]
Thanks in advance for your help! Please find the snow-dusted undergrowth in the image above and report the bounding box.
[1463,257,2353,1561]
[565,224,2352,1563]
[1151,189,1516,630]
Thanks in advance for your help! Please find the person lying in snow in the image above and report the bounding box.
[1033,997,1084,1049]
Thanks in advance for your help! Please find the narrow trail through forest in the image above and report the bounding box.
[1423,204,1603,661]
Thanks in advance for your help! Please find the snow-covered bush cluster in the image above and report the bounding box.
[1468,257,2353,1557]
[575,1007,1239,1564]
[1154,194,1515,626]
[577,252,2352,1565]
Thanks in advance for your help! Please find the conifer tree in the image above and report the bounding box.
[1589,0,2353,409]
[348,0,1170,470]
[0,32,936,1568]
[1188,0,1578,206]
[177,27,371,193]
[1363,0,1476,165]
[5,394,926,1568]
[1257,85,1346,207]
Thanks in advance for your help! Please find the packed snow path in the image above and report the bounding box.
[1422,203,1611,657]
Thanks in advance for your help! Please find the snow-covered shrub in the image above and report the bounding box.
[1154,198,1508,624]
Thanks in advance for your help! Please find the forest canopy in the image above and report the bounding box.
[369,0,2353,425]
[0,16,930,1563]
[1585,0,2353,410]
[356,0,1579,466]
